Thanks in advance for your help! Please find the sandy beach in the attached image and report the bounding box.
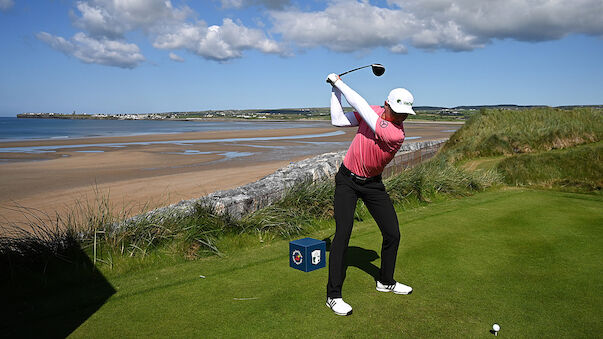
[0,121,461,228]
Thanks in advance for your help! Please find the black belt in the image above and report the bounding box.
[340,165,382,184]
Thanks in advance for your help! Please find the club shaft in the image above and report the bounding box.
[339,65,371,77]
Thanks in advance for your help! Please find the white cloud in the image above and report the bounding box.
[389,44,407,54]
[72,0,191,38]
[153,18,285,61]
[169,52,184,62]
[270,0,603,53]
[37,32,145,69]
[270,1,416,52]
[72,2,127,39]
[409,19,482,51]
[0,0,14,11]
[36,32,74,54]
[220,0,291,9]
[391,0,603,43]
[40,0,285,67]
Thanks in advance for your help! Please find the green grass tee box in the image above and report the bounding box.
[69,189,602,338]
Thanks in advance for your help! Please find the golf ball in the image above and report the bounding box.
[493,323,500,331]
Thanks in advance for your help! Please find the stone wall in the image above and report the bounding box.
[125,138,448,226]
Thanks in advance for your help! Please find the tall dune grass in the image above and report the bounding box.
[0,209,81,281]
[442,107,602,161]
[243,179,335,238]
[0,188,158,279]
[496,141,602,191]
[386,157,502,203]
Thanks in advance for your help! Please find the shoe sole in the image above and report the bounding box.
[326,303,353,316]
[376,287,413,295]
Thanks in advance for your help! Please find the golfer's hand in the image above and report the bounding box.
[326,73,340,86]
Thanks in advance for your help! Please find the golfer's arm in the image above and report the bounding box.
[333,80,377,132]
[330,87,358,127]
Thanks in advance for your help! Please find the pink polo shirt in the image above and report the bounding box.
[343,105,405,178]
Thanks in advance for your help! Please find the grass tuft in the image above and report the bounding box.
[386,157,502,203]
[243,180,335,239]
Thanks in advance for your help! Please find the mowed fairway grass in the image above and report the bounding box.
[71,189,602,338]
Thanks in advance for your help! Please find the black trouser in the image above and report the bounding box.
[327,165,401,298]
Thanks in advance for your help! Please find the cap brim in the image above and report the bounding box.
[389,102,416,115]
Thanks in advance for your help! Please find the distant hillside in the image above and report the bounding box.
[452,104,547,110]
[416,104,603,111]
[413,106,446,111]
[17,104,602,120]
[451,104,603,110]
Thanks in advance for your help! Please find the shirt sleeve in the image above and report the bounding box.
[330,87,359,127]
[333,79,378,133]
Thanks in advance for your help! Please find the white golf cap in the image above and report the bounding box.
[387,88,416,115]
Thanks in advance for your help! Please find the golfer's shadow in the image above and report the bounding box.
[323,237,380,281]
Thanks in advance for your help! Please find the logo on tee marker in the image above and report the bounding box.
[292,249,303,265]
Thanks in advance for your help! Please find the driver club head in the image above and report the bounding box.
[371,64,385,76]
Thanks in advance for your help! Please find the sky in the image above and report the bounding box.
[0,0,602,116]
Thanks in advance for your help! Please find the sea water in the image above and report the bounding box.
[0,117,329,141]
[0,117,423,163]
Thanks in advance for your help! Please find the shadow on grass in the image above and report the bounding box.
[323,236,380,281]
[0,244,116,337]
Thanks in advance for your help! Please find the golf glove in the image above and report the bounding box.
[326,73,340,86]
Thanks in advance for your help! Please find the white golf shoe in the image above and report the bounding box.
[376,281,413,295]
[326,297,353,316]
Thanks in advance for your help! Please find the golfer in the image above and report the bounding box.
[325,73,414,316]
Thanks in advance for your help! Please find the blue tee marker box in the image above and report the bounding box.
[289,237,326,272]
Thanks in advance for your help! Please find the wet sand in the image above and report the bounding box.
[0,121,461,228]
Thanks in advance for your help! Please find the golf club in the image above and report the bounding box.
[339,64,385,77]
